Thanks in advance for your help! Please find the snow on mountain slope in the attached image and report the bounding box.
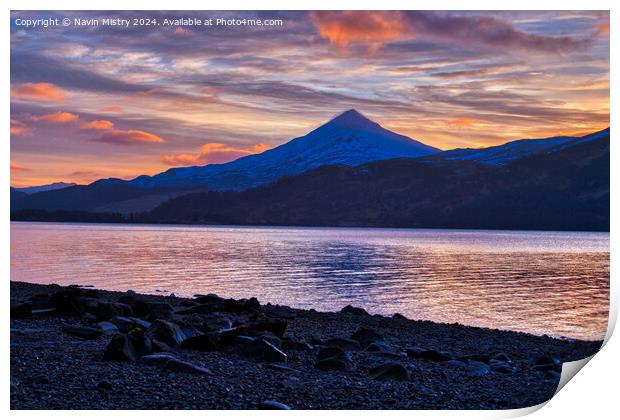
[14,182,77,194]
[423,135,576,165]
[544,128,609,154]
[129,109,440,190]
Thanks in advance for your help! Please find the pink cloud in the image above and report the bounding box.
[163,143,271,166]
[35,111,79,123]
[11,82,66,102]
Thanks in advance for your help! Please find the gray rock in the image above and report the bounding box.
[369,362,410,381]
[407,347,452,362]
[104,330,152,362]
[466,360,491,377]
[62,324,103,339]
[10,302,32,319]
[340,305,370,317]
[315,346,352,371]
[180,332,221,351]
[146,319,187,346]
[258,400,290,410]
[97,321,120,335]
[326,337,361,351]
[351,327,383,348]
[164,358,212,375]
[243,338,287,363]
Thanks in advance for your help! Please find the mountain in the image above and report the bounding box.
[129,109,440,190]
[13,182,77,194]
[136,128,609,231]
[422,135,576,165]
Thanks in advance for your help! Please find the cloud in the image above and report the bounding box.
[80,119,164,145]
[450,117,482,127]
[11,82,66,102]
[310,11,591,53]
[10,160,28,171]
[91,129,164,145]
[81,119,114,130]
[596,22,610,37]
[163,143,271,166]
[35,111,79,123]
[10,119,29,135]
[100,106,123,113]
[309,11,406,50]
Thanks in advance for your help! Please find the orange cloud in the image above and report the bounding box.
[92,129,164,145]
[82,119,115,130]
[596,22,610,36]
[163,143,271,166]
[100,106,123,113]
[10,160,28,171]
[450,117,481,127]
[35,111,79,123]
[11,82,66,102]
[11,119,29,135]
[309,11,407,50]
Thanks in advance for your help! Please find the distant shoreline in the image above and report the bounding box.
[9,216,611,233]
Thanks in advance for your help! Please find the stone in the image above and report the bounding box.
[163,358,212,375]
[490,359,517,374]
[10,302,32,319]
[534,355,562,371]
[180,332,221,351]
[315,346,351,371]
[104,329,152,362]
[256,331,282,348]
[466,360,491,377]
[142,352,177,365]
[29,293,52,309]
[282,339,313,351]
[340,305,370,316]
[264,305,296,319]
[365,341,393,353]
[242,297,261,312]
[62,324,103,339]
[146,319,187,347]
[109,316,150,333]
[201,314,233,332]
[407,347,452,362]
[326,337,362,351]
[258,400,291,410]
[351,327,383,348]
[369,362,410,381]
[250,318,288,338]
[97,321,120,335]
[92,301,133,320]
[243,338,287,363]
[50,288,89,315]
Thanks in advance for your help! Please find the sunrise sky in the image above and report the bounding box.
[10,10,610,187]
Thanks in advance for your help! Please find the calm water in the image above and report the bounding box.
[10,222,609,340]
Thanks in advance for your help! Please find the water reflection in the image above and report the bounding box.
[10,222,609,340]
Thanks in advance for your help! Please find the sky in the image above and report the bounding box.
[10,10,610,187]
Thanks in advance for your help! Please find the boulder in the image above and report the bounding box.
[351,327,383,348]
[62,324,103,339]
[97,321,120,335]
[92,301,133,320]
[326,337,362,351]
[50,289,88,315]
[146,319,187,347]
[242,338,287,363]
[104,329,152,362]
[340,305,370,317]
[407,347,452,362]
[250,318,288,338]
[109,316,150,333]
[369,362,410,381]
[201,314,233,332]
[315,346,351,371]
[180,332,221,351]
[10,302,32,319]
[365,341,393,353]
[466,360,491,377]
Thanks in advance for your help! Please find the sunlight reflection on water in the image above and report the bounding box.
[10,221,609,340]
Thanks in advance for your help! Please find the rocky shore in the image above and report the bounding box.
[10,281,602,410]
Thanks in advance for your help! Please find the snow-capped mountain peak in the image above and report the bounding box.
[129,110,440,190]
